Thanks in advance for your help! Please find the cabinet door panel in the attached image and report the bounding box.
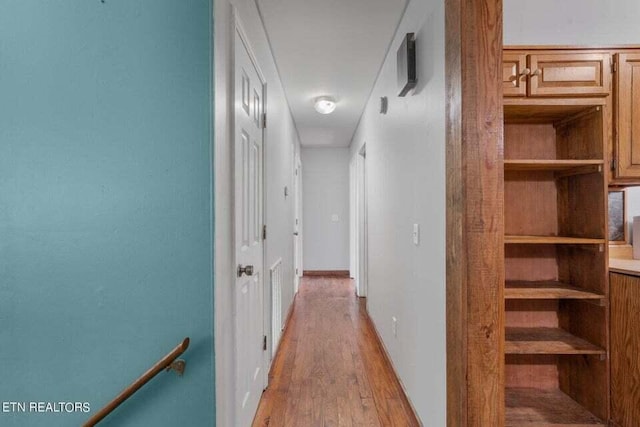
[528,53,611,97]
[610,272,640,427]
[503,54,527,97]
[616,53,640,179]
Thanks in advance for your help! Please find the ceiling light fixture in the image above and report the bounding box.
[314,96,337,115]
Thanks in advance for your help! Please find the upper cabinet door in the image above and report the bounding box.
[615,53,640,179]
[528,53,611,97]
[503,54,528,97]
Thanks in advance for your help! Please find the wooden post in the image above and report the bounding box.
[445,0,505,425]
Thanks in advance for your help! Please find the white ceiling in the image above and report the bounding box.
[256,0,408,147]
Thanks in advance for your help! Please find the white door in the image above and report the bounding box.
[293,160,302,293]
[234,28,265,427]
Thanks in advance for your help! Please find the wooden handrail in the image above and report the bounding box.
[83,337,190,427]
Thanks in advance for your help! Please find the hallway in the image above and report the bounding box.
[253,277,420,426]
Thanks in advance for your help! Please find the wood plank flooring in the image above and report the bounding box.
[253,277,420,427]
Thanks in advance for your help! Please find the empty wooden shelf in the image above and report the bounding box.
[505,327,605,355]
[505,159,603,179]
[506,388,604,426]
[504,159,603,172]
[504,98,606,124]
[505,281,604,300]
[505,235,605,245]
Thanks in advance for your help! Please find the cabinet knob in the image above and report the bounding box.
[520,68,531,77]
[531,68,542,77]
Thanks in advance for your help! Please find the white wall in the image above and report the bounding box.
[214,1,301,425]
[302,147,350,270]
[349,0,446,423]
[505,0,640,241]
[505,0,640,46]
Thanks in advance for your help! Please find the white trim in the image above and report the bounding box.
[293,157,303,294]
[269,257,284,359]
[356,144,368,297]
[253,0,304,148]
[234,10,267,87]
[214,0,234,425]
[349,158,357,279]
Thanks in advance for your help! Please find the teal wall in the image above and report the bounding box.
[0,1,215,426]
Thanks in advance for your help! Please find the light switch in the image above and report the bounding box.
[331,214,339,222]
[392,316,398,337]
[413,223,420,246]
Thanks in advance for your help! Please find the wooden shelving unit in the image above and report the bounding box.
[503,99,610,425]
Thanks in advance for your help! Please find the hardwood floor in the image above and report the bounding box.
[252,276,420,427]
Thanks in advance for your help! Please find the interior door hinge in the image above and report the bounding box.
[262,113,267,129]
[262,224,267,240]
[263,335,267,351]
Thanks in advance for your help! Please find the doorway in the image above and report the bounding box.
[213,0,485,425]
[293,159,302,294]
[355,144,368,297]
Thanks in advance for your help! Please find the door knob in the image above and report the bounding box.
[237,264,254,277]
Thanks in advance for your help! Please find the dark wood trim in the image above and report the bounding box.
[445,0,466,423]
[446,0,504,426]
[302,270,350,277]
[504,44,640,51]
[361,301,421,426]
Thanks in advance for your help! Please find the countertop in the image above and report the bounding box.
[609,245,640,277]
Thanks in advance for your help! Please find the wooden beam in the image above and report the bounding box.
[302,270,351,277]
[446,0,504,426]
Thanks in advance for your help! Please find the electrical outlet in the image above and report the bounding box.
[412,223,420,246]
[331,214,339,222]
[392,316,398,337]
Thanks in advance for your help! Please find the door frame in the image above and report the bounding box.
[293,157,302,294]
[349,157,356,280]
[354,143,368,298]
[445,0,504,425]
